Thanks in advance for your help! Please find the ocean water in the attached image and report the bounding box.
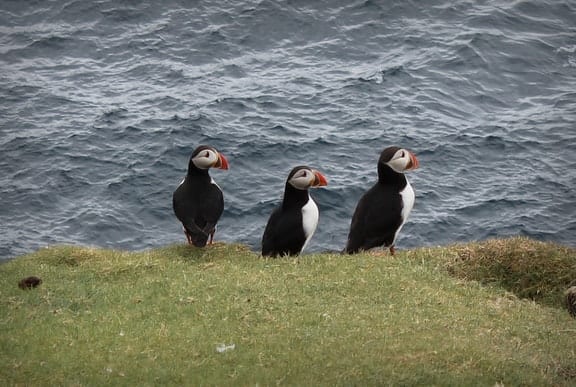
[1,0,575,261]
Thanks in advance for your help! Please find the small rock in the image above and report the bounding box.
[565,286,576,318]
[18,276,42,290]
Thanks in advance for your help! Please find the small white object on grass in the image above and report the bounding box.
[216,343,235,353]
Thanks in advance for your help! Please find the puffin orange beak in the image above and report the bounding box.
[312,170,328,187]
[407,151,419,170]
[215,153,229,170]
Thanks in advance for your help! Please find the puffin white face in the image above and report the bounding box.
[386,148,419,173]
[288,168,316,190]
[288,167,328,190]
[190,147,229,170]
[192,148,219,169]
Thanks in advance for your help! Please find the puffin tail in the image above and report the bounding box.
[342,243,359,255]
[184,227,209,247]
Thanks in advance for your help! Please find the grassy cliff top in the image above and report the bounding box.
[1,237,575,385]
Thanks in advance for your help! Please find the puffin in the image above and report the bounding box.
[344,146,419,255]
[262,166,328,257]
[173,145,229,247]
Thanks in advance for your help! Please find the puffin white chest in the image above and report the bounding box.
[400,180,415,223]
[393,179,415,244]
[210,177,221,189]
[301,196,319,252]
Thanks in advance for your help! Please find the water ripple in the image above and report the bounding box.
[1,0,575,259]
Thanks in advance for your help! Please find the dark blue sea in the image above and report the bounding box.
[1,0,575,261]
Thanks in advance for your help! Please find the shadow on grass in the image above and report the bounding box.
[158,242,259,264]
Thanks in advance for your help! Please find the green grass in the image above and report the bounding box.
[1,237,575,386]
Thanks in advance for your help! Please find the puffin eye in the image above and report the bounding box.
[205,151,210,158]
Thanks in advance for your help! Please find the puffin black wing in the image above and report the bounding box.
[345,184,403,254]
[261,206,307,257]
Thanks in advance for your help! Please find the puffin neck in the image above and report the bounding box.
[187,163,210,177]
[282,183,310,209]
[377,162,407,188]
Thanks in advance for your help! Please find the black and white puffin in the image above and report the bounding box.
[344,146,419,255]
[173,145,229,247]
[262,166,328,257]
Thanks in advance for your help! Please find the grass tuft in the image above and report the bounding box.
[444,237,576,308]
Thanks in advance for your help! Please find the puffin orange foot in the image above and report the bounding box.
[184,228,193,245]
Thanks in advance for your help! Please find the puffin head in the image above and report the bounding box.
[189,145,229,170]
[379,146,419,173]
[287,166,328,190]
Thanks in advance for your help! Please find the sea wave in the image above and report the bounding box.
[1,0,574,260]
